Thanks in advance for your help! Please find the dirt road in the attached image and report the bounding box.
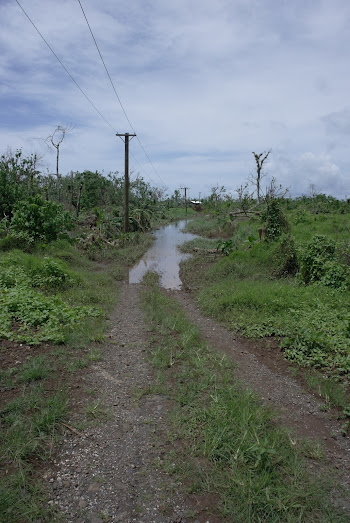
[48,281,350,521]
[47,283,190,522]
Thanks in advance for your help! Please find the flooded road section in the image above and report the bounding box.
[128,220,198,289]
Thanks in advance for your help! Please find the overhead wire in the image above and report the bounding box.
[76,0,167,188]
[15,0,117,133]
[14,0,150,180]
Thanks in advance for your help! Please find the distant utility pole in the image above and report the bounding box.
[199,192,201,202]
[116,132,136,232]
[180,187,189,213]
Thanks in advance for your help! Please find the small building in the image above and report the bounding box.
[190,200,202,212]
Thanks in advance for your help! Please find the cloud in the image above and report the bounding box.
[0,0,350,197]
[322,108,350,135]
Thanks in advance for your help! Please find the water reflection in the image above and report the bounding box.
[128,220,198,289]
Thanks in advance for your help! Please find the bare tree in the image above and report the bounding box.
[45,125,73,202]
[211,184,226,208]
[264,177,290,201]
[251,150,271,203]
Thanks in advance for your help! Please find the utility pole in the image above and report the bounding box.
[199,192,201,202]
[116,132,136,232]
[180,187,189,213]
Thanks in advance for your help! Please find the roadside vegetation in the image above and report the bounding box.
[181,192,350,431]
[0,148,184,521]
[141,272,348,522]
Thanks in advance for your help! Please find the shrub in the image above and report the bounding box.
[262,200,289,241]
[320,260,349,289]
[274,234,299,277]
[299,235,335,284]
[298,235,349,288]
[11,195,74,243]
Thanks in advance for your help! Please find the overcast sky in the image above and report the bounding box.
[1,0,350,198]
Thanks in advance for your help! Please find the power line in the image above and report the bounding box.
[76,0,167,188]
[15,0,117,133]
[14,0,152,181]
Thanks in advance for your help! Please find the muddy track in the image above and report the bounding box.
[47,280,350,521]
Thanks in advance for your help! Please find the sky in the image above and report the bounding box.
[1,0,350,199]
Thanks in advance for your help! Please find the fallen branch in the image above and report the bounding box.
[229,210,261,216]
[62,422,85,438]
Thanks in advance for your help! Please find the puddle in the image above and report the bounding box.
[128,220,198,289]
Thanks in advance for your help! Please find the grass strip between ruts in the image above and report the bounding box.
[140,271,348,522]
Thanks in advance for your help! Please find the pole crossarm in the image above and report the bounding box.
[116,133,136,143]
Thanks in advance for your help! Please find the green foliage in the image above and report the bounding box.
[0,251,100,344]
[0,251,76,290]
[293,208,310,225]
[263,199,289,241]
[11,195,74,243]
[0,150,41,219]
[274,234,299,277]
[0,284,100,344]
[216,239,235,256]
[182,211,350,376]
[299,235,349,288]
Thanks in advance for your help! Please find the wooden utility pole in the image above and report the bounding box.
[116,132,136,232]
[180,187,189,213]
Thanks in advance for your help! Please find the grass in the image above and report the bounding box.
[0,379,68,521]
[140,272,348,522]
[0,231,153,520]
[180,212,350,379]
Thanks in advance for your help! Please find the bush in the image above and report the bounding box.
[0,254,99,344]
[11,195,74,243]
[274,235,299,277]
[298,235,349,288]
[262,200,289,241]
[320,260,349,289]
[299,235,334,284]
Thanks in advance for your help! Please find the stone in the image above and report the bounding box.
[87,482,100,494]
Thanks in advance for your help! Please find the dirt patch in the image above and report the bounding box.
[0,340,85,408]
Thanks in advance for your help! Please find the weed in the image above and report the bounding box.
[18,354,52,382]
[87,348,102,362]
[85,399,111,422]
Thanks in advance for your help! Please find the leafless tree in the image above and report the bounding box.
[264,177,290,201]
[309,183,320,213]
[151,186,167,201]
[45,124,73,202]
[250,150,271,203]
[211,183,226,208]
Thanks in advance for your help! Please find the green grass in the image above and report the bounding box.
[0,379,68,521]
[140,273,348,522]
[196,246,350,376]
[179,237,219,252]
[0,472,53,523]
[289,211,350,243]
[183,215,222,237]
[180,212,350,378]
[18,354,52,382]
